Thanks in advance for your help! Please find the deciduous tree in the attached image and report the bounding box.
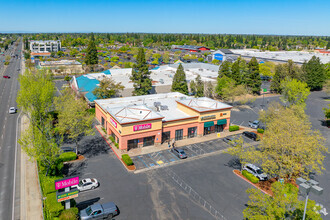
[243,182,321,220]
[92,77,125,99]
[255,104,327,180]
[55,89,94,154]
[280,78,310,107]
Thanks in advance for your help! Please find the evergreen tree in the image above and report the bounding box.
[246,57,261,94]
[218,61,232,78]
[85,33,98,69]
[231,57,247,85]
[190,80,196,95]
[195,74,204,97]
[271,64,287,93]
[130,48,152,96]
[171,63,188,95]
[302,56,326,91]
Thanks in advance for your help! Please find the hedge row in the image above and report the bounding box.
[122,154,134,166]
[229,125,240,132]
[59,152,77,163]
[242,170,259,184]
[45,192,65,219]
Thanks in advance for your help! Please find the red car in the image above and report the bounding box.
[3,75,10,78]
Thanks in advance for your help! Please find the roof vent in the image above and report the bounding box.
[160,105,168,110]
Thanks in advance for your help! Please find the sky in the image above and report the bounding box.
[0,0,329,36]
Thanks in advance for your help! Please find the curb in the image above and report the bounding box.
[95,126,135,172]
[233,170,272,196]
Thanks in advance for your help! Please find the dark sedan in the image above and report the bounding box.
[243,131,259,141]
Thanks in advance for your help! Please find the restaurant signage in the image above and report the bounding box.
[110,117,117,128]
[55,176,79,190]
[133,123,152,131]
[201,115,216,121]
[56,189,79,202]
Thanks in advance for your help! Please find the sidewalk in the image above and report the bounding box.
[20,114,43,219]
[96,124,255,158]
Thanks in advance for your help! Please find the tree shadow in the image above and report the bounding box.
[225,157,241,170]
[63,161,87,176]
[79,136,110,159]
[319,119,329,128]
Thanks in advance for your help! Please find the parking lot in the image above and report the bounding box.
[131,134,256,172]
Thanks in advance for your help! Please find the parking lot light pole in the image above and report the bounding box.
[296,177,323,220]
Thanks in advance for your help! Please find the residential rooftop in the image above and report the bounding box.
[39,60,81,66]
[95,92,232,123]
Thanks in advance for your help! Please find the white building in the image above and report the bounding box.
[30,40,61,53]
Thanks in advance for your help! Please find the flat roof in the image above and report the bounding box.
[96,92,232,123]
[232,49,330,64]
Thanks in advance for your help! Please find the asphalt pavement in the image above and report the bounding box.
[0,39,23,220]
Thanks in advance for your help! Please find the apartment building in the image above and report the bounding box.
[30,40,61,53]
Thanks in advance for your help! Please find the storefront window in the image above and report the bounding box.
[128,139,138,150]
[175,129,183,141]
[215,125,224,132]
[162,131,171,143]
[188,127,197,138]
[143,136,155,147]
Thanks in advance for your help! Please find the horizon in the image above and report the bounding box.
[1,0,330,36]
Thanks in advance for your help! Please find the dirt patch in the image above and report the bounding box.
[121,159,136,171]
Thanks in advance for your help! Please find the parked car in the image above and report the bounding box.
[243,163,268,181]
[72,178,99,192]
[171,148,187,159]
[3,75,10,79]
[9,107,17,114]
[223,136,240,146]
[80,202,118,220]
[243,131,259,141]
[248,120,260,129]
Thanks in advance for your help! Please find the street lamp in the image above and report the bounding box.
[296,177,323,220]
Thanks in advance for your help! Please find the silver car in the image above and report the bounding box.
[243,163,268,181]
[72,178,99,192]
[248,120,260,129]
[9,107,16,114]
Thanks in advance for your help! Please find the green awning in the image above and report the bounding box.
[204,121,214,127]
[217,119,227,125]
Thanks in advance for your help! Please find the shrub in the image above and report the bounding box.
[59,207,78,220]
[64,76,71,81]
[4,61,9,65]
[87,108,95,115]
[242,170,259,184]
[45,192,64,218]
[115,143,119,149]
[109,136,115,143]
[122,154,134,166]
[40,175,58,195]
[229,125,240,132]
[101,127,106,134]
[59,152,77,162]
[257,128,264,134]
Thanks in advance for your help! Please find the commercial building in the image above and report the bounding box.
[171,45,210,53]
[71,63,219,105]
[232,49,330,64]
[211,49,237,62]
[95,92,232,151]
[38,60,83,75]
[30,40,61,53]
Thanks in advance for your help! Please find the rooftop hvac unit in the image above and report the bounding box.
[154,102,161,107]
[160,105,168,110]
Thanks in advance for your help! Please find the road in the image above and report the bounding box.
[0,39,23,220]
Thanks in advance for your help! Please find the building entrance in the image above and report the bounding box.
[127,139,138,151]
[143,136,155,147]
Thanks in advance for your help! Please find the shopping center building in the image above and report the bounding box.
[95,92,232,151]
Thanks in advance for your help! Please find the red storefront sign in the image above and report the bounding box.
[110,117,117,128]
[133,123,152,131]
[55,176,79,190]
